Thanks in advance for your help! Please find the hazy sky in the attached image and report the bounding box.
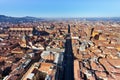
[0,0,120,17]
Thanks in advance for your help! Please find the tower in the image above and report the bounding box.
[68,24,70,33]
[19,35,27,48]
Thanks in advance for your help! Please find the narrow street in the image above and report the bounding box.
[63,25,74,80]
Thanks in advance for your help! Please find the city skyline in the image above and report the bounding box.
[0,0,120,17]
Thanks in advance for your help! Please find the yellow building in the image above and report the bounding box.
[92,31,99,37]
[116,46,120,51]
[99,35,106,40]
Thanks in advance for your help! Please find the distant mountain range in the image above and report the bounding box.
[0,15,120,23]
[0,15,45,23]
